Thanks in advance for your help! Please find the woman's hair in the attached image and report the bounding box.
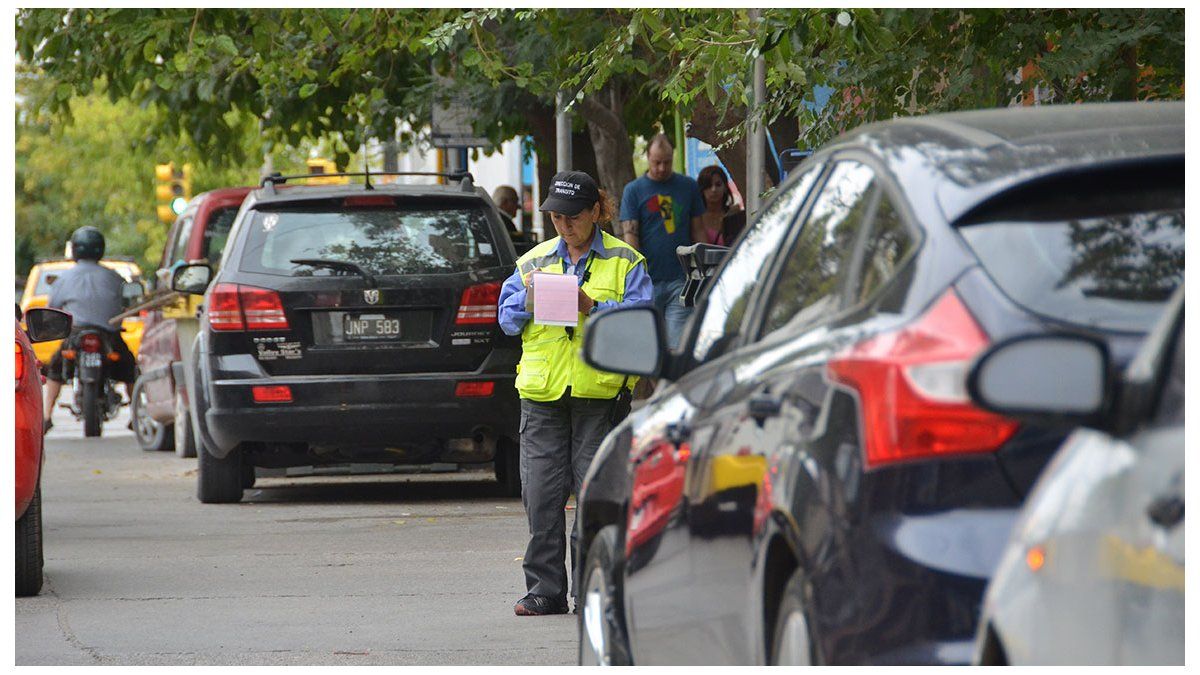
[697,164,733,212]
[596,189,617,225]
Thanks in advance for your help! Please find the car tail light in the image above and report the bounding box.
[239,286,290,330]
[80,333,103,353]
[15,342,24,382]
[455,381,495,397]
[344,196,396,207]
[456,282,501,325]
[209,284,290,331]
[62,349,76,360]
[107,352,121,362]
[251,385,292,403]
[826,289,1019,469]
[209,283,245,331]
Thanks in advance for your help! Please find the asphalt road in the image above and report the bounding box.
[17,408,577,665]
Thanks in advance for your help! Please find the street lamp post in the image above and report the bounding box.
[555,91,573,173]
[746,8,766,217]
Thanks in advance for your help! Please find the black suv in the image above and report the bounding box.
[173,172,522,503]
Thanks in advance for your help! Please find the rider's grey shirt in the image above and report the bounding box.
[47,260,125,333]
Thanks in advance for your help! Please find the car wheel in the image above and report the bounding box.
[578,525,631,665]
[132,380,174,452]
[173,393,197,458]
[16,484,44,597]
[494,437,521,498]
[771,570,814,665]
[197,445,244,504]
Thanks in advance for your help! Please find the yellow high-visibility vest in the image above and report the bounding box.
[514,230,643,402]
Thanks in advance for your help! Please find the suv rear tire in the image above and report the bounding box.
[197,445,244,504]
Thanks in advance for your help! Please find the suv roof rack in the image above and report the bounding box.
[260,171,475,195]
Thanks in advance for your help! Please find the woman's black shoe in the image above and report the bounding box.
[513,594,568,616]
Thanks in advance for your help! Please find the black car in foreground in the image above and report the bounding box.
[173,172,522,503]
[574,102,1183,665]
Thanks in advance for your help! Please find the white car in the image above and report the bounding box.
[968,288,1183,665]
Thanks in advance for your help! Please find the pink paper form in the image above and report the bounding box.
[531,272,579,326]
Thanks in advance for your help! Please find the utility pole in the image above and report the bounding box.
[555,91,573,173]
[746,8,766,217]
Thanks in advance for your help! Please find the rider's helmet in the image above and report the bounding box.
[69,226,105,262]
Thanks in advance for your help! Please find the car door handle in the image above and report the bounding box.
[748,392,783,425]
[1148,495,1184,528]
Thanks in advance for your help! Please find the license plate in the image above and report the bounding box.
[81,352,102,368]
[342,313,402,341]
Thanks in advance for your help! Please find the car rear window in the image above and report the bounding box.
[960,192,1183,332]
[34,271,61,295]
[202,206,239,267]
[239,201,500,277]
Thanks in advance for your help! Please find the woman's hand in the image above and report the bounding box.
[578,287,596,315]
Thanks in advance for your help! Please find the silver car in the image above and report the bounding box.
[968,288,1183,665]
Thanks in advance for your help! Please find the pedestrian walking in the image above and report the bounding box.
[492,184,524,242]
[696,164,745,246]
[497,170,652,616]
[618,133,705,348]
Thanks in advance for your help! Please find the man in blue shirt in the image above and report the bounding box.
[619,133,705,348]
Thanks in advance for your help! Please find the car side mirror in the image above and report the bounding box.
[24,307,73,343]
[172,263,213,295]
[582,306,667,378]
[968,334,1113,426]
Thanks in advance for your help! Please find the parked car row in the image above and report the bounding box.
[573,102,1183,665]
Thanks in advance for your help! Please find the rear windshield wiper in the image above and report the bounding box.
[290,258,377,288]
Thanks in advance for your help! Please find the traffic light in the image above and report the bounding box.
[155,162,192,224]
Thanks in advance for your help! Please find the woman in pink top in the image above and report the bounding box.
[696,164,745,246]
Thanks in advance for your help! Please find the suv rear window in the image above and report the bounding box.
[240,202,500,277]
[960,196,1183,332]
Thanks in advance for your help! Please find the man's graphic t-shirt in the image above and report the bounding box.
[620,173,705,283]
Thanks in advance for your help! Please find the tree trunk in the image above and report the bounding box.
[689,96,750,198]
[576,84,636,231]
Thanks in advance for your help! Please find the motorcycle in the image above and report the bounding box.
[60,328,126,437]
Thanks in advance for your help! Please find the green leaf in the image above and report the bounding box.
[154,72,175,91]
[55,83,73,101]
[213,35,238,57]
[299,83,318,99]
[461,48,481,67]
[142,38,157,62]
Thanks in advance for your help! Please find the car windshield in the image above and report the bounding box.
[240,203,500,277]
[960,204,1183,332]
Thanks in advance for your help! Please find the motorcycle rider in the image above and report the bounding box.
[42,226,137,433]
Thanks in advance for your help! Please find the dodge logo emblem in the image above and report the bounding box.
[363,289,380,305]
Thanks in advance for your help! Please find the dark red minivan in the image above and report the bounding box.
[132,187,253,456]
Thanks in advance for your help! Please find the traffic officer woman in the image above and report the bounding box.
[497,171,653,616]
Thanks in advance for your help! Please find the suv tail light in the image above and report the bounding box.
[209,283,245,331]
[80,333,103,353]
[456,282,501,325]
[240,286,290,330]
[826,289,1019,469]
[209,283,290,331]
